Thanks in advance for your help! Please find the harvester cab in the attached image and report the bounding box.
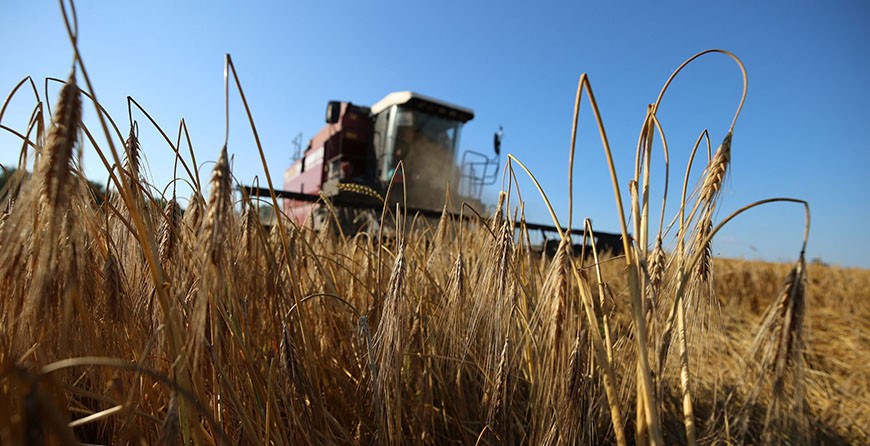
[370,91,480,212]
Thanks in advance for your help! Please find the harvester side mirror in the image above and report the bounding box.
[326,101,341,124]
[493,126,503,155]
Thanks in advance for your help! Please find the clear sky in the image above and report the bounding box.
[2,1,868,268]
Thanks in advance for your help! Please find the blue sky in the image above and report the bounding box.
[1,1,868,268]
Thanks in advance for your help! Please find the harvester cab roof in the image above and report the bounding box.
[370,91,474,123]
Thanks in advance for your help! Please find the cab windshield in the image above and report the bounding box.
[381,106,462,179]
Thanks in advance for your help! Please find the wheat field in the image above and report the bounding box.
[1,7,868,445]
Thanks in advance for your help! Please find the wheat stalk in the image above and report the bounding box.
[201,146,232,265]
[699,132,732,205]
[157,197,181,265]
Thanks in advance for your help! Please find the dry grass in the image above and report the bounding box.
[0,9,868,444]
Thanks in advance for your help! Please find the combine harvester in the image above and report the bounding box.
[243,91,623,255]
